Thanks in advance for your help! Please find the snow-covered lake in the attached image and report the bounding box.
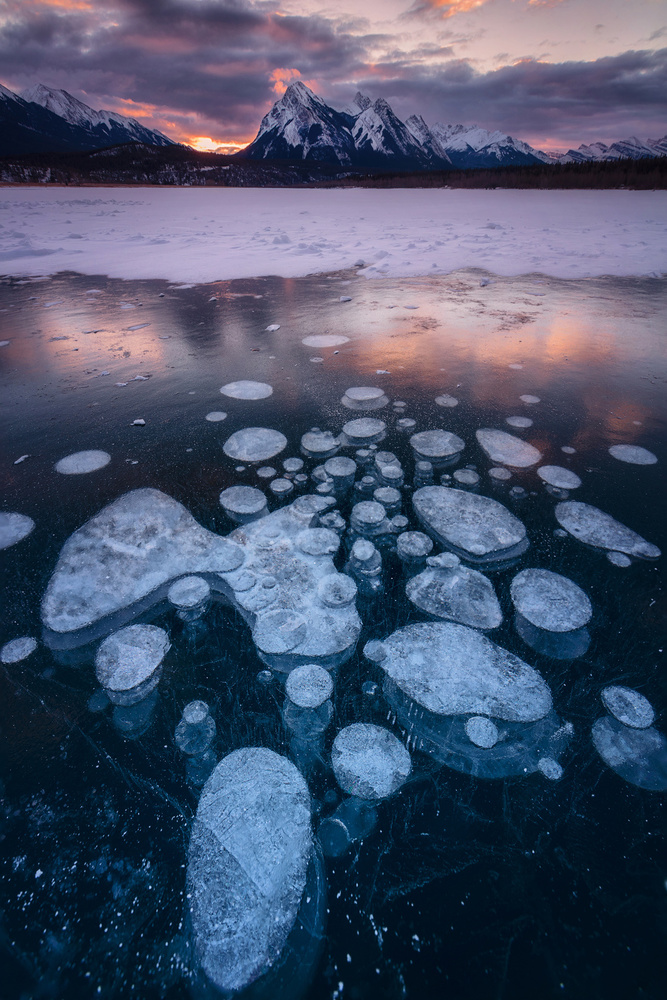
[1,187,665,283]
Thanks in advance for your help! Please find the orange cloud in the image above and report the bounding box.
[412,0,490,17]
[188,136,248,153]
[269,67,301,95]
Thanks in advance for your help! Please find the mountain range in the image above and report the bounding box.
[1,78,665,173]
[0,83,174,157]
[241,81,555,170]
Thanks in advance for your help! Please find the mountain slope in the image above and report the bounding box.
[0,84,101,156]
[21,84,174,148]
[242,81,357,165]
[0,82,175,156]
[429,122,552,167]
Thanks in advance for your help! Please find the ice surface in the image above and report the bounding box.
[413,486,528,564]
[95,624,169,706]
[537,466,582,489]
[42,488,244,639]
[406,554,502,630]
[187,748,312,993]
[223,427,287,462]
[608,444,658,465]
[342,386,388,411]
[592,717,667,791]
[505,416,533,429]
[0,511,35,550]
[302,335,349,347]
[510,568,592,632]
[410,430,465,462]
[219,380,273,400]
[0,636,37,664]
[55,450,111,475]
[219,485,268,522]
[285,663,333,708]
[0,188,664,284]
[476,429,541,468]
[205,411,227,422]
[435,394,459,408]
[319,798,378,858]
[367,622,552,723]
[601,686,655,729]
[331,723,411,800]
[555,501,661,559]
[342,418,386,444]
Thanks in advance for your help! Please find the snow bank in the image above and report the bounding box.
[0,187,665,283]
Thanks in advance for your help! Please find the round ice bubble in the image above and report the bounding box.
[0,636,37,664]
[601,685,655,729]
[219,380,273,400]
[331,723,411,800]
[0,512,35,551]
[608,444,657,466]
[55,450,111,475]
[285,664,334,708]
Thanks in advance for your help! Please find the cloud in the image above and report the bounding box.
[406,0,490,18]
[0,0,664,148]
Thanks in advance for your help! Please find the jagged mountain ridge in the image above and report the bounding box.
[241,82,552,169]
[559,135,667,164]
[0,82,175,157]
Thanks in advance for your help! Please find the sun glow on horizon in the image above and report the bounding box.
[187,136,249,153]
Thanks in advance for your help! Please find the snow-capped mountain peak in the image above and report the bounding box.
[20,83,174,148]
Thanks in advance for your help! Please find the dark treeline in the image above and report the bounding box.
[326,156,667,190]
[1,141,665,189]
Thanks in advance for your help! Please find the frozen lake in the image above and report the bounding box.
[0,186,666,284]
[0,265,665,1000]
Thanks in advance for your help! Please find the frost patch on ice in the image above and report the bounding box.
[601,686,655,729]
[331,723,411,800]
[220,380,273,400]
[187,748,312,994]
[0,636,38,664]
[510,568,592,633]
[55,450,111,475]
[537,466,582,490]
[413,486,528,564]
[476,428,541,468]
[368,622,552,723]
[555,501,661,559]
[406,553,502,630]
[223,427,287,462]
[302,335,349,348]
[608,444,657,465]
[0,511,35,550]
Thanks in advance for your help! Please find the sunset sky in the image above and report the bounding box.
[0,0,665,153]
